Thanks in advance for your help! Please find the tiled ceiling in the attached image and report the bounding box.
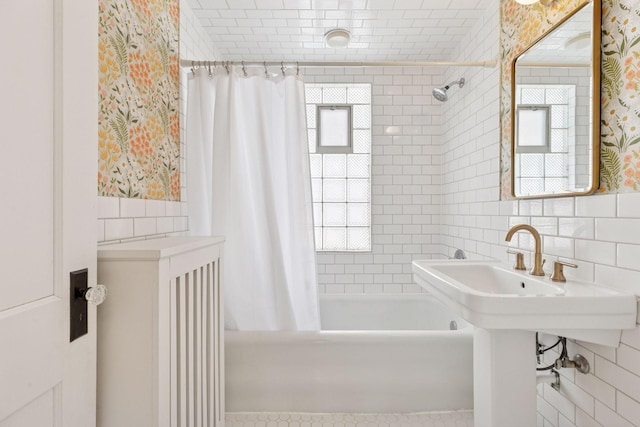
[185,0,493,62]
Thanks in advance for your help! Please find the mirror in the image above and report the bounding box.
[511,1,600,198]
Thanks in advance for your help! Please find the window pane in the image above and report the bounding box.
[347,154,370,178]
[323,179,346,202]
[311,178,322,202]
[520,154,544,177]
[518,108,548,148]
[353,129,371,153]
[324,228,346,250]
[323,203,346,226]
[306,105,316,128]
[309,154,322,177]
[323,87,346,103]
[551,105,568,128]
[545,154,566,177]
[348,228,370,251]
[348,203,370,226]
[353,105,370,129]
[521,87,545,104]
[347,86,371,104]
[319,108,350,148]
[305,86,322,103]
[313,203,323,225]
[347,179,369,202]
[308,129,316,153]
[322,154,346,177]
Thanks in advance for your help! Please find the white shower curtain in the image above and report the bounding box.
[186,66,319,331]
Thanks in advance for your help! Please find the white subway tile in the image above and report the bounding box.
[120,198,146,218]
[146,200,167,217]
[558,218,594,239]
[104,218,134,241]
[576,194,616,218]
[616,391,640,426]
[575,371,616,410]
[617,344,640,377]
[618,193,640,218]
[595,356,640,402]
[594,400,635,427]
[543,198,575,217]
[575,408,601,427]
[595,218,640,244]
[617,243,640,270]
[595,264,640,295]
[575,239,616,265]
[98,196,120,218]
[134,218,157,237]
[621,326,640,351]
[157,217,174,234]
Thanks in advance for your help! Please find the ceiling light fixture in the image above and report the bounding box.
[324,29,351,48]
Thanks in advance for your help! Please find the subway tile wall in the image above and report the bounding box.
[441,2,640,426]
[303,66,444,294]
[97,0,217,244]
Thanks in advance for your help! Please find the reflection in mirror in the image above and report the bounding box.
[512,1,600,198]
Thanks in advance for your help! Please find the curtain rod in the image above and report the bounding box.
[179,58,498,69]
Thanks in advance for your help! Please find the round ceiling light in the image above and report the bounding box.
[324,29,351,48]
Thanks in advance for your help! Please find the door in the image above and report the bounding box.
[0,0,98,425]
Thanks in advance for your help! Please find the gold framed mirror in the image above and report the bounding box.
[511,0,601,198]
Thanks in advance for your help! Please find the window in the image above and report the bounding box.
[516,105,550,153]
[317,105,352,154]
[305,84,371,252]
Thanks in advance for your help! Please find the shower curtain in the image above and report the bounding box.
[186,66,319,331]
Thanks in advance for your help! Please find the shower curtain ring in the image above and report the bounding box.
[264,61,269,78]
[296,62,300,76]
[281,61,286,76]
[207,61,212,77]
[191,60,195,75]
[224,61,230,75]
[242,61,248,77]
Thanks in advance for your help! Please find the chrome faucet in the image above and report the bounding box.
[505,224,545,276]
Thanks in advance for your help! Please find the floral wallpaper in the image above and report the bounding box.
[98,0,181,200]
[500,0,640,198]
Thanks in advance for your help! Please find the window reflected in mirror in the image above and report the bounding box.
[511,1,600,198]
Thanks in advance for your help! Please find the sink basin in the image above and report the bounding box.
[412,259,637,346]
[429,262,565,296]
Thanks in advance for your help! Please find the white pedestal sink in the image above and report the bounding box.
[412,259,637,427]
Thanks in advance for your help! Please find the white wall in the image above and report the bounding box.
[96,0,216,244]
[303,67,444,294]
[441,2,640,426]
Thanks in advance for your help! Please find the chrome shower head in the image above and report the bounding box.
[432,77,465,102]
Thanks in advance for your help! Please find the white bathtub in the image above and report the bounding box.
[225,294,473,413]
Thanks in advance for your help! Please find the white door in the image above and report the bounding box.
[0,0,98,425]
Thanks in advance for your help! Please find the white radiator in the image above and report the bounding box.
[97,237,224,427]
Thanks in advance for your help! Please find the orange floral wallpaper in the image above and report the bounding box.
[98,0,181,200]
[500,0,640,197]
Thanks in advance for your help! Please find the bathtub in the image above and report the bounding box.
[225,294,473,413]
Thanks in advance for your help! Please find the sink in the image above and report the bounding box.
[413,259,638,427]
[412,259,637,346]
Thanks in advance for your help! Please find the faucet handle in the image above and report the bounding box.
[550,261,578,283]
[507,249,527,271]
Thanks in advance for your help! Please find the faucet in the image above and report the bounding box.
[505,224,545,276]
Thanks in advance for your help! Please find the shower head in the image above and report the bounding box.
[432,77,465,102]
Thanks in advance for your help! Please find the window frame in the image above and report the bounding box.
[316,104,353,154]
[516,104,551,154]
